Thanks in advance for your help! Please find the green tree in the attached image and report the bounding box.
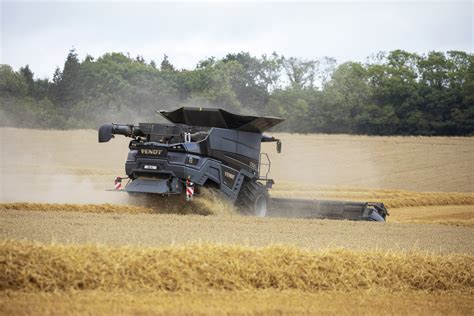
[1,49,471,135]
[192,60,243,111]
[367,50,421,134]
[319,62,370,133]
[416,51,472,134]
[0,65,28,96]
[52,48,81,109]
[282,57,318,89]
[160,54,175,72]
[222,52,274,113]
[19,65,34,96]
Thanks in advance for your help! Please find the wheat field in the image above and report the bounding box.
[1,240,473,314]
[2,183,473,226]
[1,128,473,314]
[3,240,472,292]
[3,290,473,315]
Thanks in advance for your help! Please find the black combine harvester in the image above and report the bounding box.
[99,107,388,221]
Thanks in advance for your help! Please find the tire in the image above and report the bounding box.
[236,180,269,217]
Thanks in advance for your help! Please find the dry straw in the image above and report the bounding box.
[0,203,153,214]
[1,186,472,217]
[2,289,473,315]
[271,183,474,209]
[1,240,472,293]
[0,188,236,216]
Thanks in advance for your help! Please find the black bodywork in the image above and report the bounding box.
[99,107,283,202]
[98,107,388,221]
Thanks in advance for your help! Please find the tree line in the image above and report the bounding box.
[1,49,472,135]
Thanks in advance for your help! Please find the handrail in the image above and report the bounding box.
[259,152,271,179]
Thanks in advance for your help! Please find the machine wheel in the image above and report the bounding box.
[237,180,270,217]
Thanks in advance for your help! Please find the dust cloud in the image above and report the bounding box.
[0,128,129,204]
[1,173,130,204]
[0,128,237,214]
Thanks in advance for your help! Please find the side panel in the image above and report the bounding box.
[218,165,248,201]
[236,131,261,162]
[208,128,237,153]
[184,158,222,185]
[207,128,261,175]
[221,165,238,188]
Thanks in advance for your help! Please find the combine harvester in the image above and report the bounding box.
[99,107,388,221]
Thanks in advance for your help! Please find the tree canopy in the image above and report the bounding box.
[1,49,472,135]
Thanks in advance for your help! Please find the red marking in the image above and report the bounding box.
[186,186,194,196]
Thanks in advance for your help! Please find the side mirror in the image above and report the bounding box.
[98,124,114,143]
[276,140,282,153]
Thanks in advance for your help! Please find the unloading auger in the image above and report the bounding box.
[98,107,388,221]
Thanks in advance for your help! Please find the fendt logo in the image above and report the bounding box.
[140,149,163,155]
[224,171,235,180]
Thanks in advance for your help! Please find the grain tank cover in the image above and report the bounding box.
[158,107,284,133]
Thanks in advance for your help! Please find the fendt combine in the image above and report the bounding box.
[99,107,388,221]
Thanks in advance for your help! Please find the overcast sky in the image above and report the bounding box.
[1,0,472,79]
